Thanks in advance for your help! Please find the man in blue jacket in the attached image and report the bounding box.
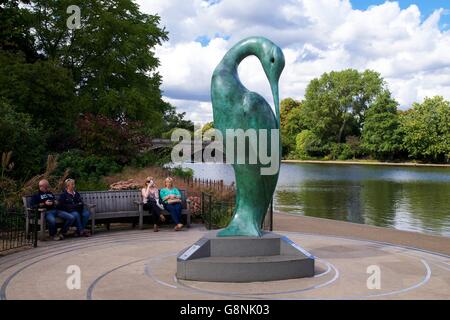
[58,179,91,237]
[31,179,75,240]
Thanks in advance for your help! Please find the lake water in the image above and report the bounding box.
[179,162,450,237]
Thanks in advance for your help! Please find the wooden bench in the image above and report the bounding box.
[23,189,191,240]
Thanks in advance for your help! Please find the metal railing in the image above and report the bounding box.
[201,192,273,231]
[0,208,38,253]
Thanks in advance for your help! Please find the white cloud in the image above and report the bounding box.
[138,0,450,122]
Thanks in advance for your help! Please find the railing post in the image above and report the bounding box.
[208,194,212,230]
[201,192,205,227]
[32,208,38,248]
[269,198,273,232]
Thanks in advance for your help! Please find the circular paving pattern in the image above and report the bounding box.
[0,227,449,300]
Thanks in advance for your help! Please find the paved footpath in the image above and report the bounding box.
[0,215,449,300]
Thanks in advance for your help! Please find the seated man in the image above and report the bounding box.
[31,179,75,241]
[58,178,91,237]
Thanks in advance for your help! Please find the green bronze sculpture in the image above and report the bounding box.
[211,37,285,237]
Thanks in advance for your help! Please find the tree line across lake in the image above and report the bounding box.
[278,69,450,163]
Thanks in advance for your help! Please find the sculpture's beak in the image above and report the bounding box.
[271,82,280,129]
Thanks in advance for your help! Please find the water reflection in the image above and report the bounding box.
[180,162,450,237]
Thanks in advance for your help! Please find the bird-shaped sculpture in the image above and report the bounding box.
[211,37,285,237]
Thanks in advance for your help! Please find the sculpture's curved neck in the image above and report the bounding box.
[222,38,264,72]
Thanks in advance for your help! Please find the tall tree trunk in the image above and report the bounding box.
[337,117,348,143]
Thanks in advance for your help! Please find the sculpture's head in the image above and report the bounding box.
[260,40,285,126]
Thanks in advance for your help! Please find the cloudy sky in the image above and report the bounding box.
[136,0,450,124]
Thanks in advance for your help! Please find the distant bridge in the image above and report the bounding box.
[150,139,223,162]
[150,138,212,150]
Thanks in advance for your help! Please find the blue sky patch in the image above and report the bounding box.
[351,0,449,30]
[195,33,230,47]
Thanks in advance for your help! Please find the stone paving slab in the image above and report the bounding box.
[0,224,449,300]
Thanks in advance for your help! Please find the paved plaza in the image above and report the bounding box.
[1,218,449,300]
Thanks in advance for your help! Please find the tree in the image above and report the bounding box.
[0,0,38,62]
[76,113,152,165]
[361,91,404,160]
[25,0,169,124]
[201,121,214,133]
[0,99,45,179]
[401,96,450,162]
[280,98,305,156]
[161,102,194,138]
[301,69,386,147]
[0,51,77,150]
[294,130,322,159]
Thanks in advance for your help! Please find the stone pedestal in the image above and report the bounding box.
[176,230,315,282]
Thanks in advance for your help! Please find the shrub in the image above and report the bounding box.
[169,166,194,179]
[295,130,322,159]
[131,149,171,168]
[0,100,46,179]
[77,113,152,165]
[56,150,121,181]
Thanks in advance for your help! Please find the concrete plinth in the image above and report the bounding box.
[176,230,315,282]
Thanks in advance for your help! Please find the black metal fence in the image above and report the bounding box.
[201,192,273,231]
[0,208,38,254]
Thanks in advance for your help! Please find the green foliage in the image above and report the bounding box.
[201,121,215,134]
[131,149,172,168]
[361,92,404,160]
[302,69,385,146]
[74,178,109,192]
[0,51,77,150]
[280,98,305,156]
[1,152,18,208]
[326,136,361,160]
[76,113,152,165]
[294,130,322,159]
[0,0,37,61]
[169,166,194,179]
[0,100,45,179]
[343,136,362,159]
[401,96,450,162]
[56,150,121,181]
[25,0,169,124]
[0,0,202,198]
[283,69,389,160]
[202,201,234,229]
[161,103,195,138]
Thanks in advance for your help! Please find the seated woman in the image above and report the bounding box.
[141,177,165,232]
[58,178,91,237]
[159,177,184,231]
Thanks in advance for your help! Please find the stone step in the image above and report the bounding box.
[178,253,314,282]
[176,230,315,282]
[191,255,302,263]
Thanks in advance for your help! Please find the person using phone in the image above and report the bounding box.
[141,176,165,232]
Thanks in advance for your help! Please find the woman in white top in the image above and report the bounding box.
[141,177,165,232]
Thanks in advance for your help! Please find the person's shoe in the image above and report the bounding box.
[174,224,184,231]
[56,231,64,240]
[159,214,166,223]
[153,224,159,232]
[82,230,91,237]
[52,235,62,241]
